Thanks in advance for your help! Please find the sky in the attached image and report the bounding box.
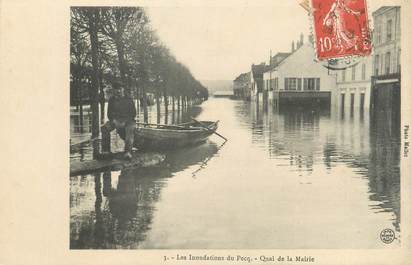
[147,0,400,81]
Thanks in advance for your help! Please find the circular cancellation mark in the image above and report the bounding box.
[380,228,395,244]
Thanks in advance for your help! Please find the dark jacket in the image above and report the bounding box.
[107,96,136,121]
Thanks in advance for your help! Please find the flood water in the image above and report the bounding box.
[70,98,400,249]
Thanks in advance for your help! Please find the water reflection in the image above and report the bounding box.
[236,100,400,235]
[70,98,401,248]
[368,108,401,232]
[70,142,220,249]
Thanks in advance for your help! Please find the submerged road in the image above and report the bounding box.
[70,98,400,249]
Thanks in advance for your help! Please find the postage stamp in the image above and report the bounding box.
[311,0,372,60]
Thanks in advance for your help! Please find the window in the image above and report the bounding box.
[374,55,379,75]
[376,24,382,44]
[303,78,320,90]
[387,19,392,41]
[342,69,346,82]
[350,93,355,110]
[385,52,391,74]
[308,79,315,90]
[289,78,297,90]
[360,93,365,111]
[297,78,302,90]
[361,63,366,80]
[285,78,298,90]
[350,93,355,117]
[351,64,356,81]
[397,49,401,73]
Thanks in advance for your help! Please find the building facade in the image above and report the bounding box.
[333,56,373,115]
[266,42,336,109]
[370,6,401,129]
[250,63,266,101]
[263,52,291,102]
[233,72,251,100]
[372,6,401,77]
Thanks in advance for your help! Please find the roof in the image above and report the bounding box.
[273,52,291,58]
[251,63,266,78]
[234,72,250,82]
[264,52,291,72]
[271,42,313,71]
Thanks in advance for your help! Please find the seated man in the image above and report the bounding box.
[102,82,136,159]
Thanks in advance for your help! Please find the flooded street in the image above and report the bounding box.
[70,98,400,249]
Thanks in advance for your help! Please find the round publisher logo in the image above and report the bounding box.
[380,228,395,244]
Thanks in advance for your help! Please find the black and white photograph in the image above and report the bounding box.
[69,2,403,250]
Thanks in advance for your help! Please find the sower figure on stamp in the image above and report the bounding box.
[101,81,136,160]
[323,0,361,53]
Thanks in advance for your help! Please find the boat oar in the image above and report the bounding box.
[136,122,187,129]
[190,117,228,142]
[70,136,100,148]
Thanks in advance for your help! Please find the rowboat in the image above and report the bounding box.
[118,120,219,151]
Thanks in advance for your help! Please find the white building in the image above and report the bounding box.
[333,56,373,113]
[266,42,336,109]
[372,6,401,77]
[263,52,291,102]
[370,6,401,122]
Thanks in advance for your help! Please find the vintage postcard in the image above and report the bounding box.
[0,0,410,264]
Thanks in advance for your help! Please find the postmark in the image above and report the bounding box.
[380,228,395,244]
[311,0,372,60]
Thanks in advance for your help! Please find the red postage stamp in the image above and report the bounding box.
[311,0,372,60]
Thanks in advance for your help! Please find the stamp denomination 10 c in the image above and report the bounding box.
[311,0,372,60]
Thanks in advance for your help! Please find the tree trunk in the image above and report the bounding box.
[164,91,169,125]
[115,38,128,93]
[79,102,84,133]
[155,88,161,124]
[135,99,139,114]
[172,96,175,124]
[76,79,83,133]
[87,10,101,146]
[141,88,149,123]
[177,96,181,123]
[99,71,105,124]
[182,96,186,110]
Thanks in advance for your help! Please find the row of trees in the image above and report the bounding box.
[70,7,209,138]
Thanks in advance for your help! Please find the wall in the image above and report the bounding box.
[270,43,336,95]
[372,7,401,76]
[333,56,372,111]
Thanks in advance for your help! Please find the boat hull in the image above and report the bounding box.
[125,121,218,151]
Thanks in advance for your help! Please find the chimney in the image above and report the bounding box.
[292,41,295,52]
[308,33,314,44]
